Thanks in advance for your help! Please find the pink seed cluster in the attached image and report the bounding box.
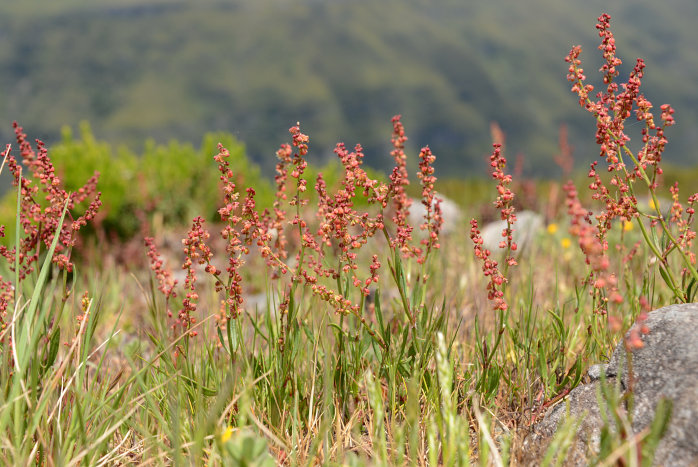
[388,116,414,256]
[416,146,443,264]
[0,126,102,334]
[669,185,697,273]
[1,124,102,279]
[564,181,621,312]
[144,236,177,315]
[565,13,697,305]
[469,143,517,312]
[146,116,442,346]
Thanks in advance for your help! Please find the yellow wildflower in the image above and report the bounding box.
[623,220,634,232]
[547,223,558,234]
[221,426,234,443]
[561,238,572,249]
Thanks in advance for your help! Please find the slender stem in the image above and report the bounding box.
[381,227,415,328]
[478,309,506,389]
[349,308,386,350]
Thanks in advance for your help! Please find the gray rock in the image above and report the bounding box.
[409,194,463,235]
[481,210,542,253]
[522,303,698,466]
[521,379,612,465]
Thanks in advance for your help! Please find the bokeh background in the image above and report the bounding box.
[2,0,697,181]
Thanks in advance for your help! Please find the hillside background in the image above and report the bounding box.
[1,0,697,179]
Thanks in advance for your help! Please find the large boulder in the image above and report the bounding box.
[521,303,698,466]
[481,210,542,253]
[409,194,463,235]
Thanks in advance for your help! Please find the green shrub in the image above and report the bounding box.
[0,122,273,239]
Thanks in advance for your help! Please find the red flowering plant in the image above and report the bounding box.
[0,125,102,334]
[145,116,444,365]
[469,143,518,314]
[1,124,102,276]
[0,124,102,426]
[468,142,519,390]
[565,13,697,307]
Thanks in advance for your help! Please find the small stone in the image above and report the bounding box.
[409,193,463,235]
[481,210,543,253]
[585,363,609,381]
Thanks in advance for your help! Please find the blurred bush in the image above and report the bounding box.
[0,122,274,239]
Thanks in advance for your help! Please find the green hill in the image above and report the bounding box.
[1,0,697,177]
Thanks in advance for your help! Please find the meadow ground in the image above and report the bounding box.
[0,13,696,466]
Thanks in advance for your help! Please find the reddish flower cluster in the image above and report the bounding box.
[469,144,517,312]
[144,236,177,310]
[490,144,518,264]
[214,144,263,319]
[564,181,622,312]
[271,143,292,259]
[310,142,387,302]
[565,14,673,213]
[0,276,12,320]
[624,312,650,350]
[0,126,101,338]
[0,231,12,328]
[669,184,697,274]
[147,117,440,350]
[179,216,212,337]
[282,116,437,320]
[288,123,310,201]
[265,125,311,264]
[565,13,697,303]
[416,146,443,264]
[469,219,507,311]
[0,147,13,329]
[567,14,673,181]
[387,115,413,255]
[1,124,102,279]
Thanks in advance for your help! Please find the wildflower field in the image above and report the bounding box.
[0,14,696,466]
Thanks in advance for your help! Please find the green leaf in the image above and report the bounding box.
[44,326,61,372]
[179,374,218,397]
[217,326,230,355]
[373,290,390,348]
[685,277,697,302]
[16,199,69,373]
